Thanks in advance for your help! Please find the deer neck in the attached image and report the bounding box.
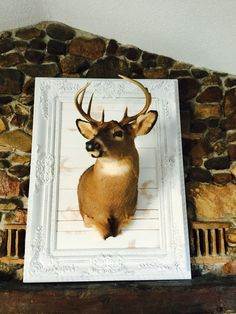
[94,152,139,178]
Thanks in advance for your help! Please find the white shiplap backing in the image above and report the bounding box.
[57,97,160,250]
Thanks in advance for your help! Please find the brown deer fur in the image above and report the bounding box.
[75,76,158,239]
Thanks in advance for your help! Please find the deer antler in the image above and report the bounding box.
[119,75,152,125]
[74,82,105,125]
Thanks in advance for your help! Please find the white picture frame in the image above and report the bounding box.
[23,77,191,282]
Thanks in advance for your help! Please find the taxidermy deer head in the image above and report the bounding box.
[74,75,158,239]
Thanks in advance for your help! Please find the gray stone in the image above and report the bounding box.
[10,114,28,128]
[213,173,232,184]
[0,104,13,115]
[0,38,14,53]
[106,39,119,55]
[0,53,25,67]
[130,63,144,77]
[0,160,10,169]
[196,86,223,103]
[202,74,222,86]
[86,56,129,78]
[29,38,46,50]
[193,103,221,119]
[44,54,59,63]
[169,70,191,78]
[206,128,223,143]
[188,168,212,182]
[0,130,31,152]
[224,88,236,117]
[157,55,175,68]
[228,145,236,160]
[191,68,208,79]
[46,23,75,41]
[15,27,43,40]
[221,116,236,130]
[0,171,20,197]
[25,50,45,64]
[60,55,89,74]
[0,69,24,95]
[191,120,207,133]
[0,96,12,105]
[142,51,158,61]
[225,77,236,88]
[20,179,29,197]
[180,110,191,133]
[204,156,230,170]
[23,79,35,94]
[17,63,60,77]
[47,40,67,55]
[69,37,105,60]
[15,40,29,52]
[8,165,30,178]
[0,31,12,39]
[178,78,200,101]
[117,47,141,61]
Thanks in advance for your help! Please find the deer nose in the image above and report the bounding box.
[86,140,100,152]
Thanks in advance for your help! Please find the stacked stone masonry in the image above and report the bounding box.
[0,22,235,280]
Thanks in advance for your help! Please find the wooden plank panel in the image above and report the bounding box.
[56,230,160,249]
[57,218,159,232]
[57,188,159,211]
[60,147,157,170]
[59,167,157,190]
[60,126,158,149]
[57,209,159,221]
[62,98,157,119]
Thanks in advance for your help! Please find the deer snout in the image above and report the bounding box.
[86,140,100,151]
[86,140,102,158]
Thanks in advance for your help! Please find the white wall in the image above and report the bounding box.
[0,0,236,74]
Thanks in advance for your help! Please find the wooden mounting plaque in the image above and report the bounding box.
[24,78,191,282]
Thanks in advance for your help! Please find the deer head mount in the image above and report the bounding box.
[75,75,158,239]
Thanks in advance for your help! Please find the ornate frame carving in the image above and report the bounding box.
[24,78,191,282]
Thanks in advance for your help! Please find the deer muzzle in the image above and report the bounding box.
[86,140,102,158]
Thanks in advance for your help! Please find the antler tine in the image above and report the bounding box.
[118,74,152,124]
[101,109,105,123]
[74,83,100,125]
[87,92,94,116]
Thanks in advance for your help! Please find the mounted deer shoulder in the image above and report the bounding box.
[74,75,158,239]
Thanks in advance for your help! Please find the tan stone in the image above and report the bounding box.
[0,171,20,197]
[222,260,236,275]
[230,162,236,178]
[182,132,203,140]
[10,154,31,164]
[5,209,27,224]
[172,62,192,70]
[192,183,236,220]
[0,203,17,210]
[143,68,168,79]
[226,228,236,244]
[0,118,6,133]
[193,103,221,119]
[0,130,31,152]
[69,37,105,60]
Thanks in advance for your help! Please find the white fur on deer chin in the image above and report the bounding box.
[98,159,131,176]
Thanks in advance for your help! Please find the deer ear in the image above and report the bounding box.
[129,110,158,136]
[76,119,96,139]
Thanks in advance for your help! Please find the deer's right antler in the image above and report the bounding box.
[74,83,104,125]
[119,75,152,125]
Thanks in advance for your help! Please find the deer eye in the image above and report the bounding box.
[113,130,124,138]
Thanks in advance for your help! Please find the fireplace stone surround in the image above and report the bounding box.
[0,21,235,312]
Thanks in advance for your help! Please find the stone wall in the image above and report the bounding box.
[0,21,235,280]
